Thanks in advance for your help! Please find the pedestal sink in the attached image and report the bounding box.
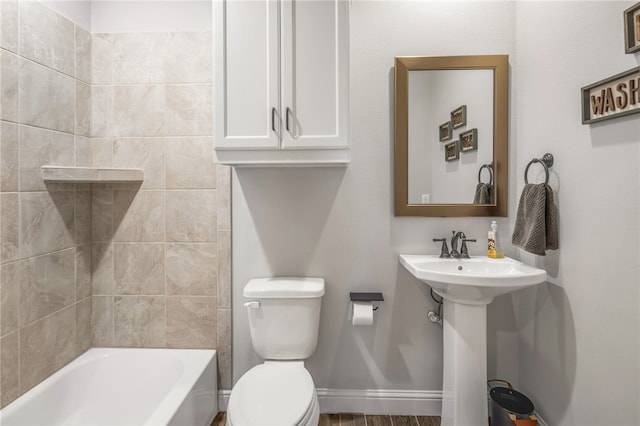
[399,255,546,426]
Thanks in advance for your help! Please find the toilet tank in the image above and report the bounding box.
[243,277,325,360]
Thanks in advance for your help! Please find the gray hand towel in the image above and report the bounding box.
[512,183,558,256]
[473,183,493,204]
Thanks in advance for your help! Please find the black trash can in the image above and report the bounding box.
[488,379,535,426]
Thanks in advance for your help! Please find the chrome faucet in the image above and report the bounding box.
[450,231,476,258]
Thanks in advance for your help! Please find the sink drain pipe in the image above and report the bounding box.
[427,288,443,325]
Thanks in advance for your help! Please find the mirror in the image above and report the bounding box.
[394,55,509,217]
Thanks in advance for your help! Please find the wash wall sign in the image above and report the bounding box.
[581,67,640,124]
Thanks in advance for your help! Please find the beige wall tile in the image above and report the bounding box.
[75,298,91,354]
[112,85,165,137]
[75,25,91,84]
[1,193,18,263]
[75,135,91,168]
[90,138,114,168]
[166,296,216,349]
[20,191,75,258]
[217,308,232,389]
[166,137,216,189]
[19,125,74,192]
[216,164,231,230]
[165,84,213,136]
[91,295,113,346]
[1,331,20,408]
[113,190,165,242]
[0,0,18,53]
[217,230,231,309]
[92,243,113,295]
[216,309,233,390]
[19,58,74,133]
[1,262,19,336]
[90,85,113,137]
[166,190,216,242]
[166,243,216,296]
[114,243,164,295]
[1,50,18,122]
[112,33,166,84]
[113,295,165,347]
[18,1,75,76]
[165,32,212,83]
[0,27,234,380]
[91,190,113,243]
[1,122,18,192]
[18,248,75,327]
[75,245,91,300]
[0,14,230,397]
[75,190,92,244]
[20,305,76,392]
[113,138,165,189]
[75,81,91,136]
[91,34,112,85]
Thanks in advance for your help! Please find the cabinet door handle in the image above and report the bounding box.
[271,107,277,132]
[286,107,292,132]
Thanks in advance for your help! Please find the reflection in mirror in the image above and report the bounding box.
[394,55,509,217]
[408,69,494,204]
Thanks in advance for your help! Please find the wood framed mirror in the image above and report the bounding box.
[394,55,509,217]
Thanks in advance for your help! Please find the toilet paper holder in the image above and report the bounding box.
[349,293,383,323]
[349,292,383,310]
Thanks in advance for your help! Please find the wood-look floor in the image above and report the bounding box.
[211,412,441,426]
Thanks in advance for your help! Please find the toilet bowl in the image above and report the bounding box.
[226,362,319,426]
[226,277,325,426]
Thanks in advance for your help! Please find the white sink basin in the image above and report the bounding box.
[399,254,546,305]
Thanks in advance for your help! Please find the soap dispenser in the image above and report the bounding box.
[488,220,504,259]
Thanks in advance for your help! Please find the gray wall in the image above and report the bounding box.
[233,1,640,424]
[232,0,517,392]
[513,2,640,425]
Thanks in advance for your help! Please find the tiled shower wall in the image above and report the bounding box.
[0,1,231,408]
[88,29,232,388]
[0,0,93,407]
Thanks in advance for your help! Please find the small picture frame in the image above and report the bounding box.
[451,105,467,129]
[439,121,452,142]
[624,2,640,54]
[444,140,459,162]
[459,128,478,152]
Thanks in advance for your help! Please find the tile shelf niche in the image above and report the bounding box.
[41,166,144,183]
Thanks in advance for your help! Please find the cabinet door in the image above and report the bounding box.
[215,0,280,149]
[281,0,349,149]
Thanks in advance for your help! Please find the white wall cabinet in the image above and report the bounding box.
[214,0,349,166]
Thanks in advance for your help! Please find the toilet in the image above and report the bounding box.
[226,277,325,426]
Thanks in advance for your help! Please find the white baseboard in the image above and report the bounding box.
[220,388,441,416]
[316,389,442,416]
[220,388,546,422]
[218,389,231,412]
[219,388,442,416]
[220,387,549,423]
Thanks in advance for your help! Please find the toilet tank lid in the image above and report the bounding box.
[244,277,325,298]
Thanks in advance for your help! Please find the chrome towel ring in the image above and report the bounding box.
[524,153,554,185]
[478,162,493,185]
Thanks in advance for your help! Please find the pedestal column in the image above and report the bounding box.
[441,300,488,426]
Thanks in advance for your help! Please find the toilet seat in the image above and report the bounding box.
[227,361,318,426]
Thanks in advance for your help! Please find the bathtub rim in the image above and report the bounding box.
[0,347,218,426]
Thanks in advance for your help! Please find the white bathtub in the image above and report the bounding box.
[0,348,218,426]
